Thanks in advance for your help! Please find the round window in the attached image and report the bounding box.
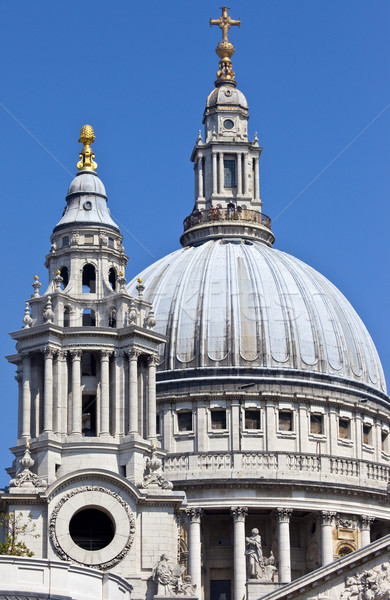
[224,119,234,130]
[69,508,115,551]
[83,200,93,211]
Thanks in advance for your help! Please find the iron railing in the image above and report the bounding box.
[183,207,272,232]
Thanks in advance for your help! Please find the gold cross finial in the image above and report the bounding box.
[209,7,241,87]
[210,6,240,42]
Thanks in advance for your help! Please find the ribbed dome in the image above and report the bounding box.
[206,84,248,110]
[128,239,386,394]
[67,171,106,196]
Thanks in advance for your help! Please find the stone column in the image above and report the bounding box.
[243,154,248,195]
[21,352,31,439]
[113,350,124,435]
[231,507,248,600]
[43,346,54,433]
[128,350,140,434]
[71,350,82,435]
[187,508,202,591]
[277,508,292,583]
[360,515,374,547]
[15,369,23,439]
[237,152,242,195]
[56,351,68,435]
[212,152,217,195]
[100,350,111,435]
[254,157,260,201]
[218,152,224,194]
[147,355,158,443]
[320,511,336,566]
[198,155,204,199]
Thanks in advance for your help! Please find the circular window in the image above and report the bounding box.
[224,119,234,130]
[69,508,115,551]
[83,200,92,211]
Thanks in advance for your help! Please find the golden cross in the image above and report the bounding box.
[210,6,240,42]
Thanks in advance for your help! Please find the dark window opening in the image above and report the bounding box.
[363,424,372,445]
[82,352,97,377]
[63,306,71,327]
[245,409,260,430]
[224,159,236,187]
[279,411,293,431]
[120,465,126,477]
[109,267,117,291]
[338,546,354,558]
[82,264,96,293]
[82,308,96,326]
[178,411,193,432]
[60,266,69,289]
[69,508,115,551]
[339,418,350,439]
[382,431,388,451]
[109,307,117,328]
[62,236,69,247]
[108,237,114,248]
[156,414,161,436]
[310,414,323,435]
[211,410,226,430]
[82,395,97,436]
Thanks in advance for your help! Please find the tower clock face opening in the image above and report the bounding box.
[69,508,115,551]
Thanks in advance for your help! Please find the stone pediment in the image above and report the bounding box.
[251,534,390,600]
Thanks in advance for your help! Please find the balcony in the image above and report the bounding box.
[183,207,272,232]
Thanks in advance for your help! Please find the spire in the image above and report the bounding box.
[210,6,240,87]
[77,124,97,172]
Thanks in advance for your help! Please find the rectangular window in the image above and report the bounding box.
[82,395,97,436]
[339,418,350,439]
[245,409,260,430]
[363,424,372,445]
[156,414,161,436]
[310,414,323,435]
[382,431,388,452]
[178,411,193,432]
[84,234,94,244]
[108,237,114,248]
[211,410,227,430]
[224,159,236,187]
[279,411,293,432]
[62,236,69,247]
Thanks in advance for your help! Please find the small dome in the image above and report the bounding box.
[67,171,106,197]
[206,84,248,110]
[128,239,386,395]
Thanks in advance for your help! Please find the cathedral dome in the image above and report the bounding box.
[205,84,248,111]
[128,239,386,394]
[67,170,107,196]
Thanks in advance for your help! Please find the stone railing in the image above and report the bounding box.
[183,207,272,232]
[162,451,390,489]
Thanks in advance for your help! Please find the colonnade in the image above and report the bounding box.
[18,347,158,440]
[196,151,260,201]
[185,507,374,600]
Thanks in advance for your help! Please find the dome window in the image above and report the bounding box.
[82,308,96,326]
[211,410,226,430]
[81,395,97,436]
[224,158,236,188]
[338,418,351,440]
[363,423,372,446]
[310,414,323,435]
[382,431,389,453]
[109,267,117,291]
[69,507,114,551]
[278,411,293,432]
[82,264,96,293]
[60,266,69,289]
[109,307,117,328]
[224,119,234,130]
[63,306,71,327]
[108,237,114,248]
[244,409,260,430]
[177,411,193,432]
[62,236,69,247]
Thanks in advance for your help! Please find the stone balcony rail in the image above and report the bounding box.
[163,451,390,489]
[183,207,272,231]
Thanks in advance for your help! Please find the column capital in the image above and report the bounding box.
[186,507,202,523]
[360,515,375,530]
[321,510,337,526]
[43,346,55,358]
[127,348,142,360]
[101,349,112,360]
[70,349,82,360]
[231,506,248,522]
[277,508,293,523]
[147,354,159,367]
[57,350,68,361]
[21,351,30,360]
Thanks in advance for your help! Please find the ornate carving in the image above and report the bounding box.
[341,563,390,600]
[186,507,202,523]
[140,448,173,491]
[127,348,141,360]
[49,485,135,570]
[43,346,55,359]
[70,349,82,360]
[231,506,248,522]
[245,527,278,582]
[32,275,41,297]
[152,553,192,597]
[22,301,33,328]
[43,296,54,323]
[361,515,375,530]
[336,515,357,530]
[145,308,156,329]
[100,349,112,360]
[277,508,292,523]
[321,511,336,526]
[9,445,47,489]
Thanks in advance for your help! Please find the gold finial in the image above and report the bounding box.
[137,278,143,283]
[77,124,97,172]
[34,275,39,280]
[210,6,240,86]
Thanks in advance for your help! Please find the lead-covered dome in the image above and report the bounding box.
[128,239,386,394]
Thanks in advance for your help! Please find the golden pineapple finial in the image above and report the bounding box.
[77,124,97,172]
[210,7,240,87]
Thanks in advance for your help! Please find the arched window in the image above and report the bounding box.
[109,307,117,328]
[60,266,69,290]
[82,308,96,326]
[82,264,96,293]
[108,267,117,291]
[63,306,71,327]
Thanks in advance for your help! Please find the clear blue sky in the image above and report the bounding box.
[0,1,389,486]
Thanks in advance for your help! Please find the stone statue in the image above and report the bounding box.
[152,553,185,597]
[181,575,197,596]
[341,563,390,600]
[245,528,263,579]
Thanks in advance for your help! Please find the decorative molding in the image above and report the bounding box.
[186,507,202,523]
[360,515,375,530]
[49,485,135,571]
[276,507,293,523]
[321,511,337,526]
[231,506,248,522]
[140,449,173,491]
